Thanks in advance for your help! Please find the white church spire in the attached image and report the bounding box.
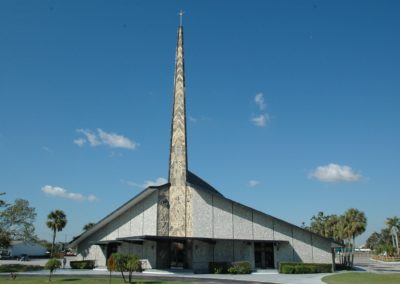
[169,15,187,187]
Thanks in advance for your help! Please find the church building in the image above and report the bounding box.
[69,19,340,272]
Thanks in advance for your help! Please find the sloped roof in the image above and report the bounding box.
[187,170,224,197]
[68,184,166,248]
[69,170,342,248]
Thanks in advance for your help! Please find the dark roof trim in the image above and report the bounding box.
[187,170,223,197]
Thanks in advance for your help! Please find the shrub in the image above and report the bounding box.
[279,262,332,274]
[45,258,61,281]
[227,261,251,274]
[0,264,44,272]
[209,262,230,274]
[69,260,95,269]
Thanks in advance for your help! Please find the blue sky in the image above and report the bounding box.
[1,0,399,245]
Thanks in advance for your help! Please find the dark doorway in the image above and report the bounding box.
[156,241,170,269]
[254,242,274,268]
[106,242,119,261]
[170,241,185,268]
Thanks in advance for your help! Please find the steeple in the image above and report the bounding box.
[168,14,187,187]
[167,12,190,237]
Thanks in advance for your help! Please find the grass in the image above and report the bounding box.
[322,272,400,284]
[0,276,186,284]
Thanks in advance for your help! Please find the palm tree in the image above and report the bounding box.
[342,208,367,266]
[83,222,95,231]
[46,210,67,256]
[385,216,400,230]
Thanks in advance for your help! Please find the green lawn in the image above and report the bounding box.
[0,276,185,284]
[322,272,400,284]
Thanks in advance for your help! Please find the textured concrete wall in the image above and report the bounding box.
[213,240,234,262]
[253,211,274,240]
[192,240,213,272]
[233,203,253,240]
[143,241,157,269]
[143,191,158,235]
[76,237,106,267]
[99,190,158,240]
[213,196,233,239]
[311,234,332,263]
[191,187,213,238]
[292,227,312,262]
[234,241,254,268]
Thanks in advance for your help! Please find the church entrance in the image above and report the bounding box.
[254,242,274,269]
[156,239,192,269]
[170,241,185,268]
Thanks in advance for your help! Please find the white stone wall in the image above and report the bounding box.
[233,204,253,240]
[191,187,333,265]
[253,211,274,240]
[76,191,158,267]
[191,187,213,238]
[213,196,233,239]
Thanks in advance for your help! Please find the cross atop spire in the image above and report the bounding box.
[178,10,184,26]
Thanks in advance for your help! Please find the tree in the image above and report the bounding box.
[1,199,37,241]
[126,254,142,282]
[0,193,11,248]
[385,216,400,230]
[365,232,381,250]
[309,212,341,241]
[112,253,127,283]
[46,210,67,256]
[83,222,95,231]
[0,194,37,247]
[343,208,367,249]
[45,258,61,282]
[107,254,116,284]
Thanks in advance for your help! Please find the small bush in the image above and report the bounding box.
[209,262,230,274]
[69,260,95,269]
[279,262,332,274]
[45,259,61,282]
[227,261,251,274]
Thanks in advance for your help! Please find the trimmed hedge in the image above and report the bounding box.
[0,264,44,272]
[279,262,332,274]
[209,262,230,274]
[209,261,251,274]
[228,261,251,274]
[70,260,95,269]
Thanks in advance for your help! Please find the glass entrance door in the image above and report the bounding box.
[170,241,185,268]
[254,242,274,268]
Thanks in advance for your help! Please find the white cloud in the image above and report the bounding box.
[73,138,86,147]
[41,185,98,202]
[309,163,362,183]
[143,177,168,188]
[76,129,100,146]
[248,180,260,187]
[97,129,136,149]
[125,177,168,189]
[74,128,137,150]
[251,114,268,127]
[254,93,266,110]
